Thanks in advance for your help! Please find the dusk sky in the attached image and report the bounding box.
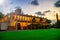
[0,0,60,21]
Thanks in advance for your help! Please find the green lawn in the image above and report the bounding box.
[0,29,60,40]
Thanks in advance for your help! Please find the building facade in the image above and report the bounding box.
[0,8,48,30]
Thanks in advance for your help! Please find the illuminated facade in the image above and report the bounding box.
[0,8,48,30]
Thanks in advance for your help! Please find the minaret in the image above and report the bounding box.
[56,13,58,21]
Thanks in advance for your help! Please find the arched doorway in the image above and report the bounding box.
[16,23,21,30]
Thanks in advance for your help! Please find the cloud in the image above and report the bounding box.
[15,6,21,9]
[43,10,51,13]
[31,0,39,6]
[54,0,60,7]
[10,2,13,4]
[35,11,45,16]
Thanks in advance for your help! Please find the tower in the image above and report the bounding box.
[15,8,21,15]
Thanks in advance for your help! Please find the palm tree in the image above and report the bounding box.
[28,16,36,29]
[39,17,43,24]
[31,16,36,29]
[32,16,36,23]
[40,17,43,21]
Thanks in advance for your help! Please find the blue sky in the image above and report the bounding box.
[0,0,60,20]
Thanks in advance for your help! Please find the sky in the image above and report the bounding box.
[0,0,60,21]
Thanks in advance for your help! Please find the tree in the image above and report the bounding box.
[0,12,4,18]
[28,16,40,29]
[51,20,60,28]
[46,19,51,24]
[32,17,44,29]
[54,20,60,28]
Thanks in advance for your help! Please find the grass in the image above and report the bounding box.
[0,29,60,40]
